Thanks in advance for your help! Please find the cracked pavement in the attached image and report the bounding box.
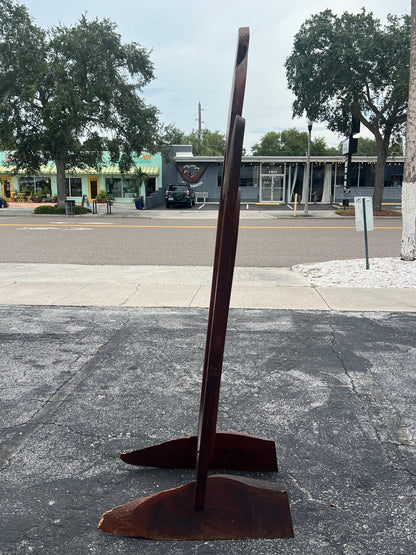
[0,306,415,554]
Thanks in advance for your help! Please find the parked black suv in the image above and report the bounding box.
[165,184,195,208]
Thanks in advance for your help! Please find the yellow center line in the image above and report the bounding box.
[0,222,403,230]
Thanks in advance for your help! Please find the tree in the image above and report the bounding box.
[401,0,416,260]
[251,128,338,156]
[0,2,160,203]
[355,137,404,156]
[285,9,410,210]
[159,125,186,146]
[184,129,226,156]
[356,138,378,156]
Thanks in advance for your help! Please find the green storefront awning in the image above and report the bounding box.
[0,165,159,176]
[98,166,159,176]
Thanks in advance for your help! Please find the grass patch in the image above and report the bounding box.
[34,204,91,215]
[335,208,401,217]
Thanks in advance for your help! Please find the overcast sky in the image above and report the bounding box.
[22,0,410,152]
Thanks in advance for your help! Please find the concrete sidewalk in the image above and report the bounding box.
[0,201,346,219]
[1,262,416,312]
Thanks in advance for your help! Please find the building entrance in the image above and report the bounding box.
[1,176,12,199]
[260,173,285,202]
[88,177,99,200]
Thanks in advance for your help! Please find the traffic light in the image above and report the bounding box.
[352,116,360,135]
[344,116,360,155]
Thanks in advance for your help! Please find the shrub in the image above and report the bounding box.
[34,205,60,214]
[75,206,91,214]
[94,190,107,201]
[34,204,91,214]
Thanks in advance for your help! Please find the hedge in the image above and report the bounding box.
[34,205,91,215]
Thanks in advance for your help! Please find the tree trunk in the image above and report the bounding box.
[401,0,416,261]
[55,157,67,206]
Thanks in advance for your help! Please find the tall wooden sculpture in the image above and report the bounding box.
[99,27,294,540]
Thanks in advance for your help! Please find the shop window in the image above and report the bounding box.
[20,176,52,196]
[105,177,135,198]
[384,163,403,187]
[65,177,82,197]
[217,163,260,187]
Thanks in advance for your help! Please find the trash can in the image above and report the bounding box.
[65,200,75,216]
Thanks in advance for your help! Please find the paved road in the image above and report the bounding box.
[0,214,402,267]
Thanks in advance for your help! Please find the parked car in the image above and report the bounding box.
[165,184,195,208]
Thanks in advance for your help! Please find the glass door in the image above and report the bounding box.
[261,175,272,201]
[260,174,285,202]
[271,175,284,201]
[88,177,99,200]
[1,176,12,199]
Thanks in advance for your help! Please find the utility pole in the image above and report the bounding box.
[197,102,203,140]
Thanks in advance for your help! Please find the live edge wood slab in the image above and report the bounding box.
[98,27,294,541]
[99,475,293,540]
[120,431,278,471]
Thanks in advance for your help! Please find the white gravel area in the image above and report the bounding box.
[293,257,416,288]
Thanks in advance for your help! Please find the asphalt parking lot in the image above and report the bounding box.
[1,305,415,554]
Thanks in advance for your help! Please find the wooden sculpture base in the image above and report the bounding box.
[120,431,278,471]
[98,474,294,540]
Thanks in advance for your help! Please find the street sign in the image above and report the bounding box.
[342,139,349,155]
[354,197,373,231]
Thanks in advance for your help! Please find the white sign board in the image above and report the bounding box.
[354,196,374,232]
[342,139,349,155]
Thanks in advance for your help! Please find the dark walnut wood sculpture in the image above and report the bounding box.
[99,27,294,540]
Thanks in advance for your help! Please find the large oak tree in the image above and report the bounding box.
[0,0,159,203]
[285,9,410,210]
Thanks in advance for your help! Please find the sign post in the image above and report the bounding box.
[354,196,373,270]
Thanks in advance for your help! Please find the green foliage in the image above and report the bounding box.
[94,190,108,201]
[184,129,226,156]
[355,137,404,156]
[0,2,160,202]
[285,8,410,209]
[160,125,186,146]
[33,204,91,214]
[251,129,339,156]
[130,167,148,200]
[356,138,378,156]
[0,197,9,207]
[93,190,114,202]
[285,9,409,134]
[388,138,404,156]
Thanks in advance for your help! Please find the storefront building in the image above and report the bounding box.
[0,146,404,206]
[0,152,162,203]
[162,146,404,204]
